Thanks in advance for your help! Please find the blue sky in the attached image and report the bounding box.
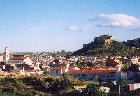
[0,0,140,52]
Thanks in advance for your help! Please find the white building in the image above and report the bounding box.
[68,67,125,82]
[99,86,110,93]
[50,64,70,77]
[3,47,10,64]
[128,83,140,91]
[8,55,33,66]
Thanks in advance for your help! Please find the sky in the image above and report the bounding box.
[0,0,140,52]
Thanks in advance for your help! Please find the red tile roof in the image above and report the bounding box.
[25,70,34,72]
[80,66,118,70]
[18,67,22,70]
[68,69,117,74]
[34,69,42,71]
[51,67,66,70]
[29,67,34,70]
[9,55,26,60]
[119,70,127,73]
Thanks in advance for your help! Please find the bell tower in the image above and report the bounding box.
[3,47,10,64]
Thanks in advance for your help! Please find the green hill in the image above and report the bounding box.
[73,35,140,56]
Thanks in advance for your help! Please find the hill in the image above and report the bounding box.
[73,35,140,56]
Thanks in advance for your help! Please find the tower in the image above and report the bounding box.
[3,47,10,64]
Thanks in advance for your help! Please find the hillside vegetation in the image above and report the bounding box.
[73,35,140,56]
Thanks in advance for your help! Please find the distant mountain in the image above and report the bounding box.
[73,35,140,56]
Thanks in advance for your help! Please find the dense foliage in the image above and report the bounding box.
[0,75,139,96]
[0,75,90,96]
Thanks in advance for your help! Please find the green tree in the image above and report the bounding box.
[117,78,128,86]
[116,78,128,96]
[84,82,101,96]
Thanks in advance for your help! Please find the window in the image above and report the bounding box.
[101,75,105,78]
[110,74,114,78]
[82,74,86,77]
[90,74,93,77]
[107,75,109,78]
[56,70,58,74]
[76,74,80,77]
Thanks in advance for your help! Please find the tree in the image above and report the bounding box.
[83,82,101,96]
[117,78,128,86]
[116,78,128,96]
[129,88,140,96]
[86,62,96,67]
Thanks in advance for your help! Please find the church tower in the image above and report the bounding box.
[3,47,10,64]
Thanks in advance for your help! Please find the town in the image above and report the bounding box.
[0,35,140,95]
[0,0,139,95]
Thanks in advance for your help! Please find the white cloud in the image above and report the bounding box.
[90,14,140,29]
[68,25,90,32]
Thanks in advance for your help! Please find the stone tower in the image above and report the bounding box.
[3,47,10,64]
